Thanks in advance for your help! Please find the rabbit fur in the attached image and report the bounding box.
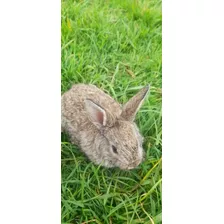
[61,84,150,170]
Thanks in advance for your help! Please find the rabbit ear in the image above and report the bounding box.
[85,99,107,128]
[121,85,150,121]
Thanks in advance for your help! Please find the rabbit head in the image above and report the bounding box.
[84,85,150,170]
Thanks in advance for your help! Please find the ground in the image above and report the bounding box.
[61,0,162,223]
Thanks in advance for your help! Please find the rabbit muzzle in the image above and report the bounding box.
[125,159,142,170]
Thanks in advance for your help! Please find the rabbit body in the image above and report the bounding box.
[61,84,149,170]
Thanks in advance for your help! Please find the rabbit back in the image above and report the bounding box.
[61,84,121,144]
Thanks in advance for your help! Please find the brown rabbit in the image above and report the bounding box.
[61,84,150,170]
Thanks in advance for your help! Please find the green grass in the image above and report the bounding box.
[61,0,162,223]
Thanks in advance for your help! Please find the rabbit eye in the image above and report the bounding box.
[112,145,118,154]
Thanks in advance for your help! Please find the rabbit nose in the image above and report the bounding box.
[127,166,135,170]
[127,160,141,169]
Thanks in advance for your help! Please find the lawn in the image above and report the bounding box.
[61,0,162,223]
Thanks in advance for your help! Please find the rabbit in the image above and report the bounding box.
[61,84,150,170]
